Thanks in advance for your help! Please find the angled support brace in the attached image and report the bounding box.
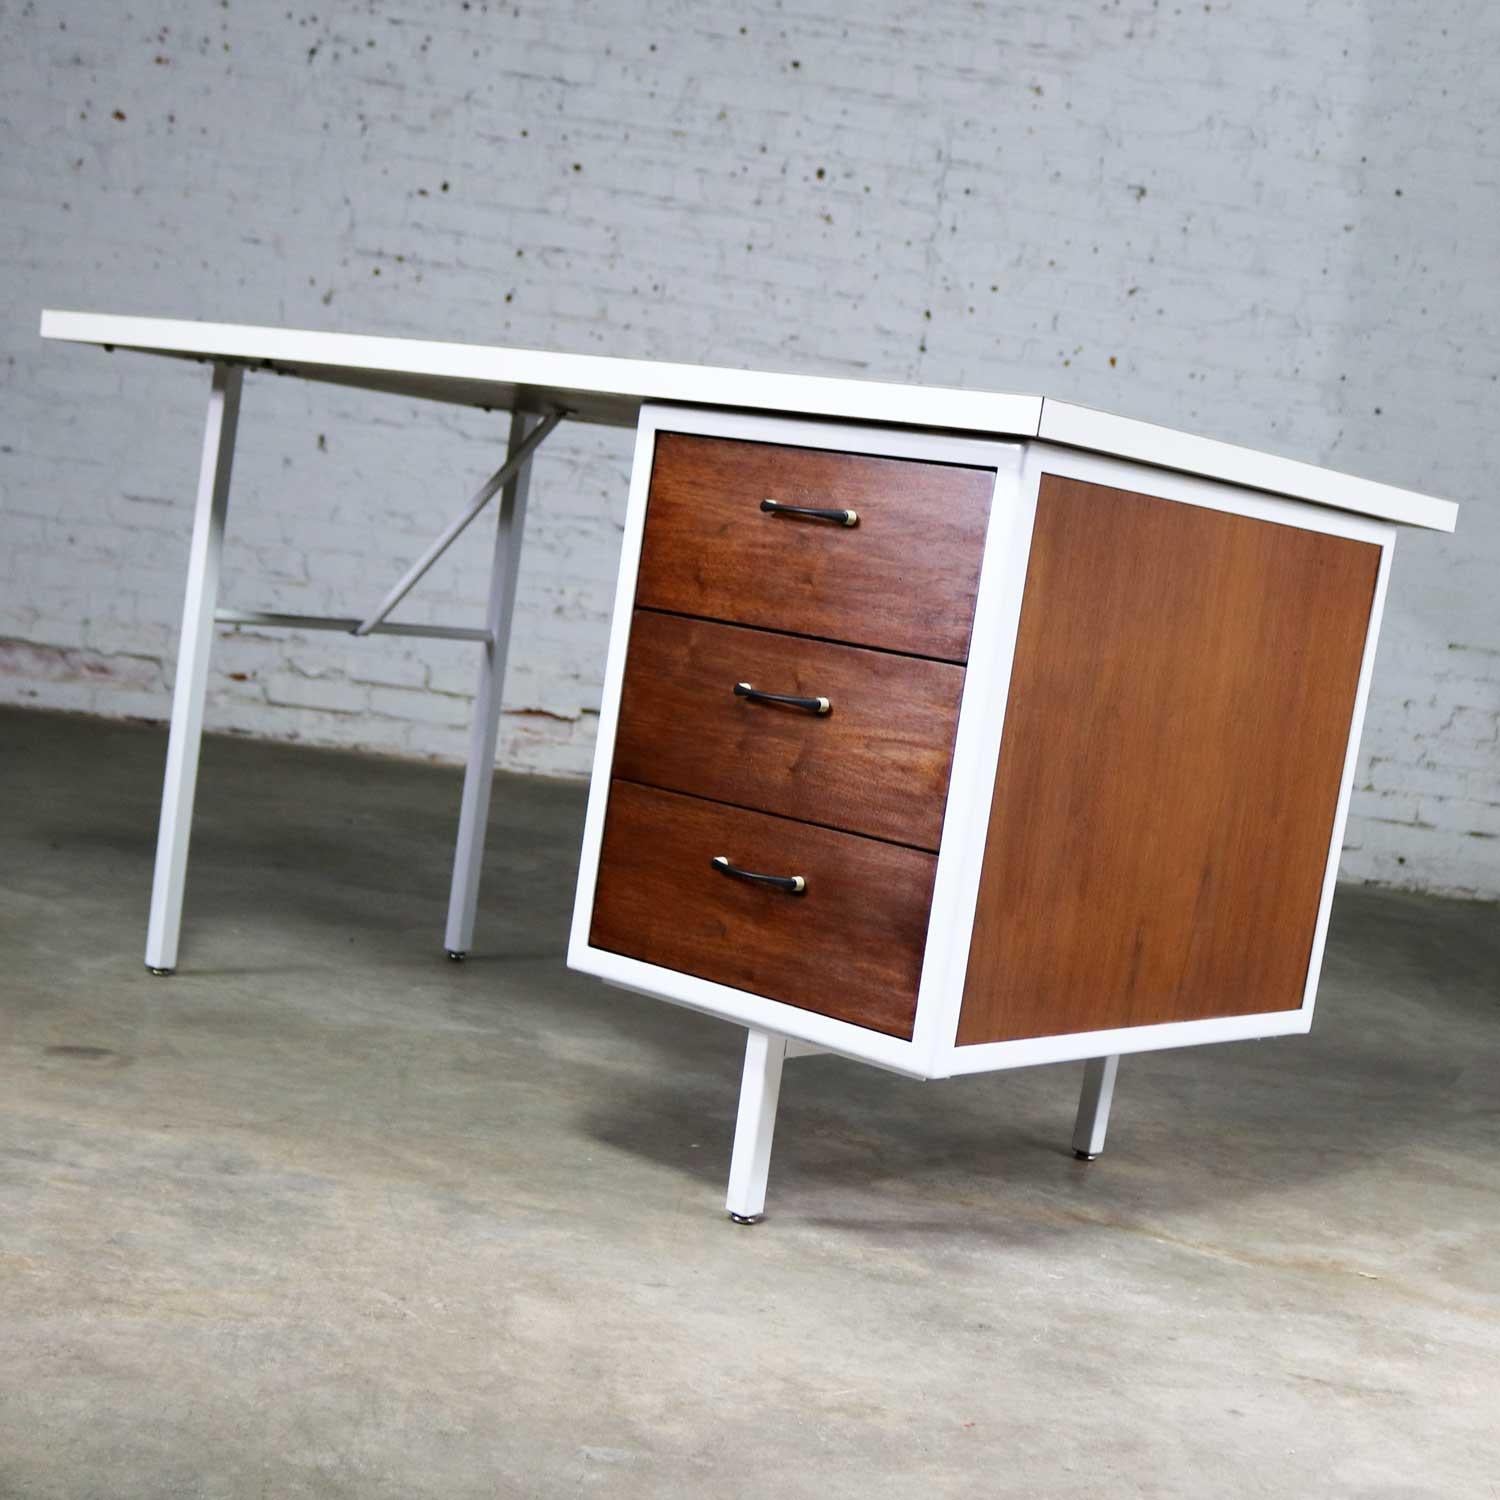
[354,407,565,637]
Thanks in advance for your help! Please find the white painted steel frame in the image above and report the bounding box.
[725,1029,787,1222]
[568,409,1398,1086]
[565,403,1022,1080]
[1071,1056,1120,1159]
[445,409,542,958]
[214,609,492,643]
[143,367,554,971]
[145,362,243,973]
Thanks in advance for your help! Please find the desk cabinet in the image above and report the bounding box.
[570,404,1394,1221]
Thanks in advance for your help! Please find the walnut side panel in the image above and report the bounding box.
[957,474,1381,1045]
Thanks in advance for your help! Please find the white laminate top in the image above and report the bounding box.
[40,309,1457,532]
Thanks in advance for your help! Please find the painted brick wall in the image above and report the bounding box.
[2,0,1496,897]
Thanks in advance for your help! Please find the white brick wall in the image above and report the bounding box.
[1,0,1496,897]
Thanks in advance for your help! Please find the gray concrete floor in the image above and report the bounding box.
[0,705,1496,1499]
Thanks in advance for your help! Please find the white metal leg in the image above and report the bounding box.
[443,410,539,958]
[726,1029,788,1223]
[144,363,243,974]
[1071,1054,1120,1160]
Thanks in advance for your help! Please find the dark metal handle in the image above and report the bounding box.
[734,681,831,715]
[760,498,859,527]
[711,855,806,895]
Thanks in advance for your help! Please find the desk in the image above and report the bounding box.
[42,310,1457,1220]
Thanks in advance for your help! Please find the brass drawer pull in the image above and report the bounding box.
[760,498,859,527]
[734,681,831,715]
[711,855,806,895]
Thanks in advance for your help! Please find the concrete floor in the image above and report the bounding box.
[0,706,1496,1499]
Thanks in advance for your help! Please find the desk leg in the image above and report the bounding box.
[444,410,538,959]
[726,1029,788,1224]
[1071,1054,1120,1160]
[144,363,243,975]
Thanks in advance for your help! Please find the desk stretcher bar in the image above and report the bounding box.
[214,610,493,644]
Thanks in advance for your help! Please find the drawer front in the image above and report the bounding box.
[612,609,965,850]
[590,781,937,1039]
[635,432,995,662]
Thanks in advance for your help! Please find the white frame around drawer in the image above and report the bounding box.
[567,404,1022,1077]
[567,406,1396,1082]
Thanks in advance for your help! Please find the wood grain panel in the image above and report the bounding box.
[957,475,1380,1044]
[612,609,965,849]
[636,432,995,662]
[591,781,937,1038]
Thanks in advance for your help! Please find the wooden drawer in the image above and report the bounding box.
[589,781,937,1038]
[612,609,965,850]
[635,432,995,662]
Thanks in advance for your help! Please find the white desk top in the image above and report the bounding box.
[40,309,1457,533]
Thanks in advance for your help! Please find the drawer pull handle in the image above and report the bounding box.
[734,681,831,715]
[760,498,859,527]
[711,855,806,895]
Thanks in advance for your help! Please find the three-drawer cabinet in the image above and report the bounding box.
[569,404,1394,1221]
